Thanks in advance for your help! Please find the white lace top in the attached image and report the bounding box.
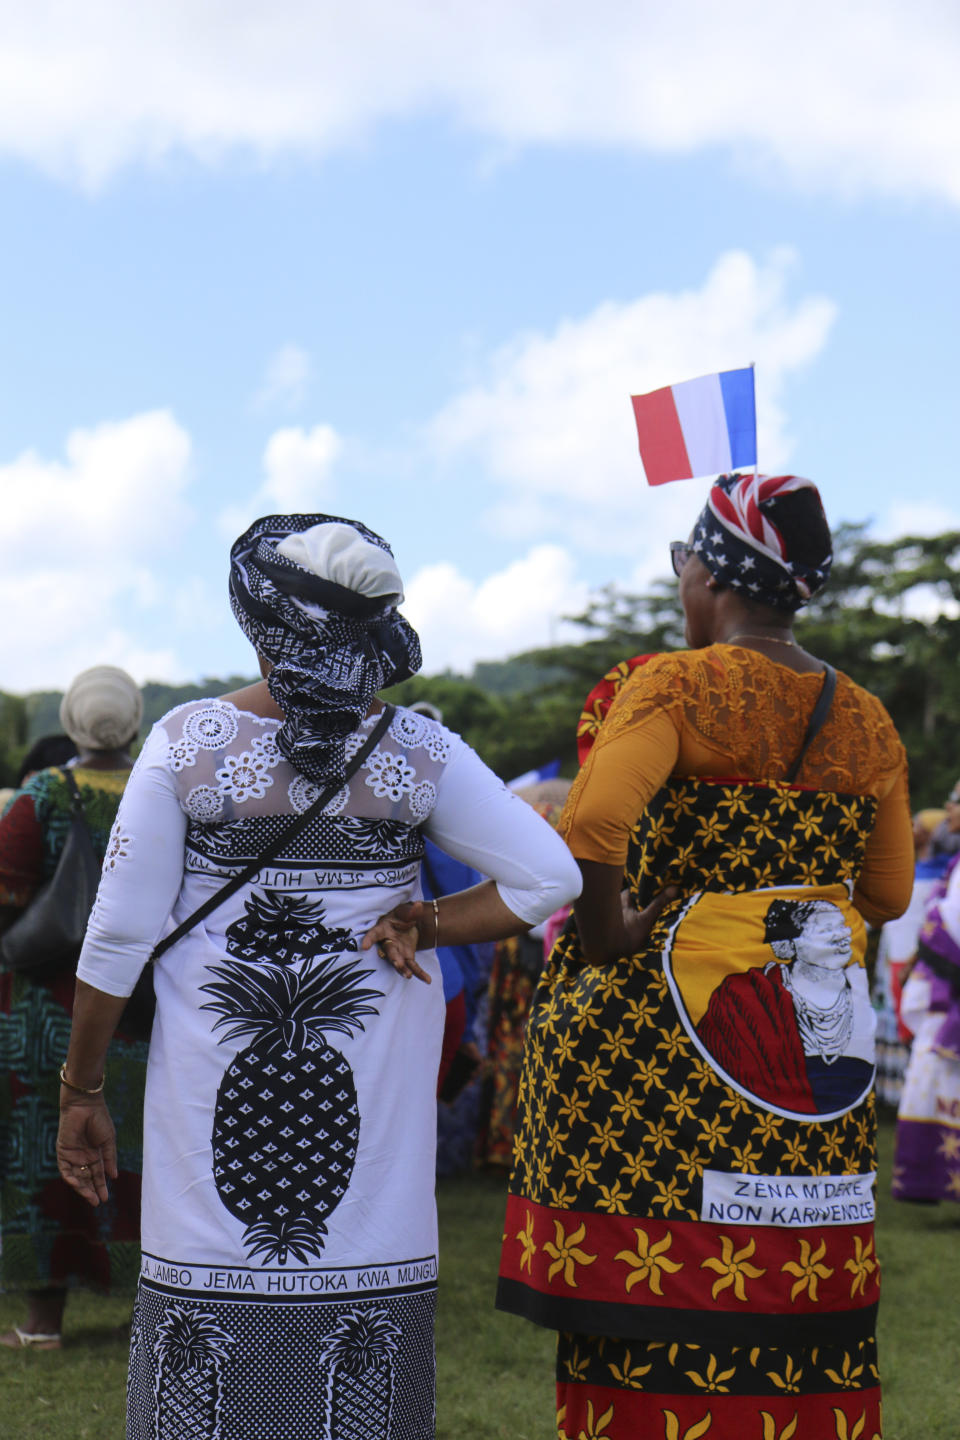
[78,698,581,999]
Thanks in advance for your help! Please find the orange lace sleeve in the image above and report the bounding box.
[560,654,690,865]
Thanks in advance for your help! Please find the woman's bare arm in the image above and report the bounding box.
[57,980,131,1207]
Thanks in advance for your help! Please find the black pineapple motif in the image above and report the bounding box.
[323,1308,401,1439]
[226,890,357,966]
[200,957,383,1264]
[154,1306,233,1439]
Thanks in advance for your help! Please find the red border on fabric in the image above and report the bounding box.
[501,1194,880,1316]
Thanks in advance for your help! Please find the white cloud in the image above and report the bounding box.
[0,409,195,689]
[254,343,312,412]
[403,544,589,673]
[427,249,835,585]
[220,424,343,538]
[0,2,956,204]
[876,500,960,540]
[262,425,341,510]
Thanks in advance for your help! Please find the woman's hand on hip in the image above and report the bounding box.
[56,1095,118,1207]
[362,903,431,984]
[620,885,680,954]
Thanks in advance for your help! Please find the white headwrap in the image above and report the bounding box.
[59,665,143,752]
[275,523,404,605]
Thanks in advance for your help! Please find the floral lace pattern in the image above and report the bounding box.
[421,728,451,763]
[288,774,321,814]
[185,784,226,823]
[103,820,133,872]
[166,701,452,827]
[389,710,429,749]
[409,780,437,821]
[344,731,367,762]
[166,736,199,773]
[182,705,240,752]
[364,750,417,802]
[250,731,282,768]
[322,786,349,816]
[563,646,907,845]
[215,751,275,803]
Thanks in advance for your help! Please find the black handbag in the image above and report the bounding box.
[0,769,100,978]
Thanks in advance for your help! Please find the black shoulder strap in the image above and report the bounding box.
[784,665,837,785]
[61,768,91,828]
[150,705,395,963]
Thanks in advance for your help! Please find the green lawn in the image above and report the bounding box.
[0,1121,956,1439]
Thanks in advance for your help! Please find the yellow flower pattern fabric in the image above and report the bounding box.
[498,774,885,1437]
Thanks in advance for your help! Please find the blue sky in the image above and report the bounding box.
[1,1,958,690]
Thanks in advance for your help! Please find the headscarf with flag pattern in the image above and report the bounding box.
[691,473,832,612]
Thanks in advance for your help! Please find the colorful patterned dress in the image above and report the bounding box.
[892,856,960,1203]
[0,763,145,1294]
[497,646,913,1440]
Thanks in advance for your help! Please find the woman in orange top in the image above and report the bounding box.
[496,473,913,1440]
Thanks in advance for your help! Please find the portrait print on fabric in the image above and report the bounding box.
[664,888,876,1121]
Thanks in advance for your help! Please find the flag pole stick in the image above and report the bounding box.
[750,361,757,478]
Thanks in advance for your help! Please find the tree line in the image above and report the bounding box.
[2,527,958,808]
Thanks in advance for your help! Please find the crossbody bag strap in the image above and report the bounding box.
[783,664,837,785]
[61,768,98,856]
[150,704,395,963]
[61,767,88,824]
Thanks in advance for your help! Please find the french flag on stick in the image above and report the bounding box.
[631,366,757,486]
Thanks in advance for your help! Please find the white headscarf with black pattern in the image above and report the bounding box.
[229,514,422,786]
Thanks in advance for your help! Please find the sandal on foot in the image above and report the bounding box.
[0,1327,62,1350]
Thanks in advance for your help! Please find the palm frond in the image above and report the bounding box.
[201,954,382,1042]
[243,1215,328,1265]
[200,962,297,1041]
[323,1307,402,1372]
[156,1306,233,1370]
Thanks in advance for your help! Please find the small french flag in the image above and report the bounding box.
[631,366,757,486]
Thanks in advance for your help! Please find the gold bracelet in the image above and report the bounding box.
[59,1062,105,1095]
[432,898,440,950]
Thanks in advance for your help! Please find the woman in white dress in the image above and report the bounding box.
[56,514,581,1440]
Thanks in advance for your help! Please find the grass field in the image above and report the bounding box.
[0,1120,957,1439]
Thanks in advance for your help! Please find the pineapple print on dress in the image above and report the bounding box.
[225,890,357,967]
[154,1305,233,1440]
[200,953,383,1263]
[323,1308,402,1440]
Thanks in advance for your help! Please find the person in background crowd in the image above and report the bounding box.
[422,835,493,1100]
[407,705,495,1103]
[16,734,79,788]
[476,779,571,1169]
[0,735,78,815]
[873,808,951,1105]
[0,667,144,1350]
[497,473,912,1440]
[929,780,960,857]
[893,851,960,1204]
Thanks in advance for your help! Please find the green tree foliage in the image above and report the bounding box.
[390,530,960,801]
[797,526,960,807]
[1,527,957,800]
[0,692,28,786]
